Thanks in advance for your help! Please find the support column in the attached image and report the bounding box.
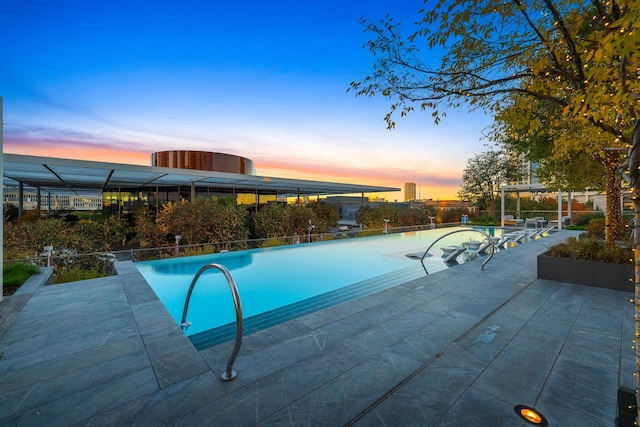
[557,191,562,230]
[568,191,573,224]
[191,182,195,202]
[500,187,505,227]
[18,182,24,218]
[37,188,41,212]
[48,192,52,215]
[516,193,521,218]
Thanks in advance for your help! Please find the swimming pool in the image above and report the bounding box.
[136,227,503,345]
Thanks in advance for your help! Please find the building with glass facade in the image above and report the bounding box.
[3,153,399,214]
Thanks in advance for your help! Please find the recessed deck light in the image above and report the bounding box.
[514,405,549,426]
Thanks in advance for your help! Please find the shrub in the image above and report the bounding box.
[576,213,605,226]
[180,245,216,257]
[584,218,605,237]
[4,262,40,286]
[55,267,105,284]
[51,253,112,283]
[546,237,631,265]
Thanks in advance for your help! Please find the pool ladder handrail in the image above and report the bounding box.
[419,228,495,274]
[181,263,243,381]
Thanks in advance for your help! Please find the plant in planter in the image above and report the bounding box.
[539,236,633,292]
[3,262,40,296]
[546,236,632,264]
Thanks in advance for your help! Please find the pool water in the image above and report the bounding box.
[136,227,502,339]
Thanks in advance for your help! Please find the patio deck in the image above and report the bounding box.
[0,230,634,426]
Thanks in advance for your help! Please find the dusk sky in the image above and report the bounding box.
[1,0,492,200]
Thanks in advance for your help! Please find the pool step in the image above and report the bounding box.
[188,265,426,351]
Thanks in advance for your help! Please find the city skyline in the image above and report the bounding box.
[1,0,492,201]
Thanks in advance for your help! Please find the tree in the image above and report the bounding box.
[491,96,623,238]
[307,201,341,232]
[156,197,248,246]
[458,151,520,218]
[351,1,640,414]
[355,204,399,229]
[349,0,638,242]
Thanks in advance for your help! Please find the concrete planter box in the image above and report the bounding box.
[537,253,633,292]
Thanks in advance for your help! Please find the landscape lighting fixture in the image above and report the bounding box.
[514,405,548,426]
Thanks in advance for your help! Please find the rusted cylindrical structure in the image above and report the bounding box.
[151,151,256,175]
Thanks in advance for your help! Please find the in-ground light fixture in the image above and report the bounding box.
[514,405,548,426]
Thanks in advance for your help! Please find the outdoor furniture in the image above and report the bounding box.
[549,216,571,228]
[525,217,547,228]
[441,245,463,256]
[463,240,482,250]
[442,246,467,265]
[503,215,524,227]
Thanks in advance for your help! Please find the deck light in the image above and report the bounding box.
[514,405,548,426]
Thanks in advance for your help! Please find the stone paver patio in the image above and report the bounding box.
[0,230,634,426]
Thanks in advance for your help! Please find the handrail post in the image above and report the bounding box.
[181,263,243,381]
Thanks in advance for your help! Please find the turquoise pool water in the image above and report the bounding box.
[136,227,502,338]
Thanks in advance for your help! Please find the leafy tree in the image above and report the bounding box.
[491,97,622,236]
[398,205,436,226]
[75,215,131,251]
[458,151,521,218]
[4,218,94,260]
[133,205,164,248]
[252,203,293,239]
[355,204,399,229]
[351,0,639,411]
[289,205,320,236]
[438,207,468,224]
[307,201,341,232]
[349,0,638,242]
[156,197,248,246]
[356,204,439,228]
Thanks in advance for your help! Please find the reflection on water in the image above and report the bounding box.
[139,251,254,276]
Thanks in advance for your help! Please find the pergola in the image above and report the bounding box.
[500,183,572,229]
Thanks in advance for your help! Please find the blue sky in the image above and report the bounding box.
[1,0,492,200]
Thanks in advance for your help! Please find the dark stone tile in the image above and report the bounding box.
[356,347,484,426]
[472,327,568,405]
[540,354,618,420]
[126,371,226,424]
[13,368,158,426]
[0,350,151,417]
[437,386,520,427]
[0,336,145,383]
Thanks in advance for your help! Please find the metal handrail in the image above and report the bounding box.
[419,228,495,274]
[181,263,243,381]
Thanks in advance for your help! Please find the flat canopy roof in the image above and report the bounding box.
[3,154,399,198]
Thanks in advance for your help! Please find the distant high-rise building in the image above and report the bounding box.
[507,151,540,186]
[404,182,417,201]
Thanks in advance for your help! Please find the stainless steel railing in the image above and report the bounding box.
[181,263,243,381]
[419,228,495,274]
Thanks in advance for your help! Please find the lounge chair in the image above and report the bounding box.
[549,216,571,228]
[536,225,556,236]
[443,246,467,265]
[405,251,433,260]
[463,240,482,250]
[514,231,534,243]
[476,242,492,255]
[503,215,524,227]
[525,217,548,228]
